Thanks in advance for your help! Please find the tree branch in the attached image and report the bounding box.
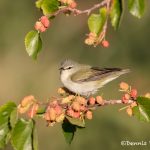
[48,0,108,17]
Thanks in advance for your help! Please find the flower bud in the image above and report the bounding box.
[119,82,129,91]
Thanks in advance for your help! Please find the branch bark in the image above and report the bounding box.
[48,0,108,17]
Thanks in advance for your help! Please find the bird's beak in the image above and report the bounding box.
[59,67,63,70]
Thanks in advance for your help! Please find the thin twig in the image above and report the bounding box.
[95,0,111,46]
[47,0,108,18]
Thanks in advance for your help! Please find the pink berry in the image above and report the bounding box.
[122,95,129,104]
[124,93,130,100]
[130,89,137,98]
[101,40,109,48]
[80,105,86,111]
[69,1,77,8]
[54,105,62,115]
[96,96,104,105]
[126,107,133,116]
[73,112,80,118]
[86,111,93,120]
[119,82,129,91]
[89,97,95,105]
[72,101,80,111]
[40,16,50,28]
[34,21,46,32]
[67,108,74,117]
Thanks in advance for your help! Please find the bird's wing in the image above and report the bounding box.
[71,67,123,83]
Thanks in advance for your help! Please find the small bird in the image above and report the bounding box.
[59,59,130,97]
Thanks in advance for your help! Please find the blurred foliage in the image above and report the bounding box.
[0,0,150,150]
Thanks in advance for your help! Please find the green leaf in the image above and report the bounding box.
[62,119,76,145]
[35,0,43,8]
[0,102,16,148]
[32,121,38,150]
[110,0,123,30]
[133,96,150,122]
[66,116,85,128]
[25,30,42,60]
[88,7,107,34]
[11,119,35,150]
[41,0,59,15]
[128,0,145,18]
[10,108,18,128]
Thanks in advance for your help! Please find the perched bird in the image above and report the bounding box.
[59,59,130,97]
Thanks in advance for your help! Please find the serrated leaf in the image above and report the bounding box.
[0,102,16,148]
[25,30,42,60]
[110,0,123,30]
[133,96,150,122]
[41,0,59,15]
[62,119,76,145]
[88,7,107,34]
[128,0,145,18]
[11,119,35,150]
[66,116,85,127]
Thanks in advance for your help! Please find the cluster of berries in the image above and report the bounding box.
[119,82,138,116]
[34,16,50,32]
[85,32,109,48]
[18,87,104,126]
[44,100,65,126]
[18,95,39,118]
[58,87,104,120]
[59,0,77,9]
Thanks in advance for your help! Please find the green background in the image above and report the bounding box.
[0,0,150,150]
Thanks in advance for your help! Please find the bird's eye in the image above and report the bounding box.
[66,66,72,70]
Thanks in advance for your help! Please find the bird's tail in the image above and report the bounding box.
[97,68,130,87]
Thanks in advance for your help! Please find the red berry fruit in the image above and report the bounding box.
[101,40,109,48]
[69,1,77,9]
[40,16,50,28]
[130,89,137,99]
[122,95,129,104]
[89,97,95,105]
